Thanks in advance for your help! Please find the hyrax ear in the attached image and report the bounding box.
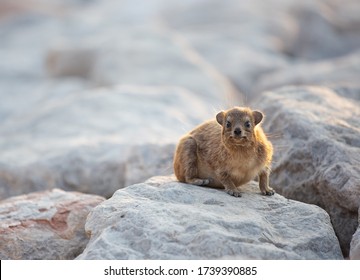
[216,111,225,125]
[252,110,263,126]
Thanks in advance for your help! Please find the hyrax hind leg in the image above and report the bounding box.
[174,136,210,186]
[259,167,275,196]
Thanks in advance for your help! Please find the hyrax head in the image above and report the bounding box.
[216,107,263,146]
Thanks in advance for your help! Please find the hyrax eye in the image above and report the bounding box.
[226,121,231,128]
[245,121,251,128]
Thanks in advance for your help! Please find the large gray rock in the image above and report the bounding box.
[0,188,105,260]
[0,86,209,199]
[162,0,290,98]
[174,28,288,98]
[0,85,211,165]
[256,86,360,257]
[161,0,360,97]
[280,3,360,60]
[255,51,360,94]
[0,143,175,199]
[77,176,343,260]
[89,27,239,106]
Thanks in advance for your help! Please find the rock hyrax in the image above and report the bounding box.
[173,107,274,197]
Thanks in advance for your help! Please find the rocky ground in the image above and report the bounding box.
[0,0,359,259]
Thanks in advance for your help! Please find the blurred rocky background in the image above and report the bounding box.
[0,0,359,259]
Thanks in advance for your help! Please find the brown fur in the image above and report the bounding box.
[173,107,274,197]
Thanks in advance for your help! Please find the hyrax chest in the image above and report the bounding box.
[197,143,262,188]
[225,151,262,184]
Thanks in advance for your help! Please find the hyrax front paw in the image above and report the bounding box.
[187,178,210,186]
[263,188,275,196]
[198,179,210,186]
[226,189,242,197]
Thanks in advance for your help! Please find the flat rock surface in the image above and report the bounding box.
[257,86,360,256]
[77,176,343,260]
[0,188,105,260]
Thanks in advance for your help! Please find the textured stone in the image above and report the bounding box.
[0,188,105,260]
[281,5,360,60]
[256,86,360,256]
[255,51,360,94]
[162,0,360,97]
[162,0,290,98]
[0,85,212,199]
[0,85,208,165]
[77,176,343,260]
[90,27,239,106]
[0,143,175,199]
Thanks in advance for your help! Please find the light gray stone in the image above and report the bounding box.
[256,86,360,257]
[161,0,360,97]
[0,143,175,199]
[0,85,211,199]
[255,51,360,94]
[0,188,105,260]
[77,176,343,260]
[175,28,288,99]
[162,0,291,98]
[89,26,239,106]
[0,85,210,165]
[281,5,360,60]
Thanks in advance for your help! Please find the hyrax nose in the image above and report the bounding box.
[234,128,242,136]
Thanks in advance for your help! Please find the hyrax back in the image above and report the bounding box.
[173,107,274,197]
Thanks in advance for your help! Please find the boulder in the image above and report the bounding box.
[0,143,175,199]
[255,51,360,94]
[0,188,105,260]
[77,176,343,260]
[161,0,360,98]
[174,28,288,99]
[89,26,239,106]
[162,0,290,98]
[281,5,360,60]
[255,86,360,257]
[0,85,206,164]
[0,85,210,199]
